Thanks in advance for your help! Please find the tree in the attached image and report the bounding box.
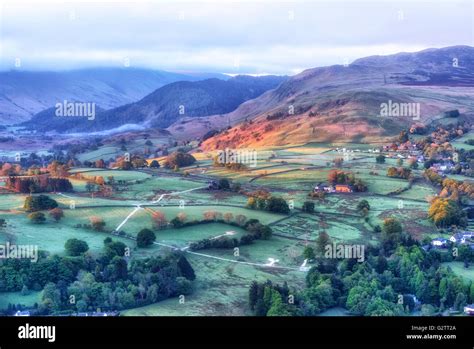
[49,208,64,222]
[357,200,370,212]
[375,154,386,164]
[95,176,105,186]
[266,197,290,214]
[136,228,156,248]
[104,239,127,257]
[266,290,291,316]
[24,195,58,212]
[428,198,466,228]
[177,212,187,223]
[163,151,196,169]
[177,255,196,281]
[316,231,331,254]
[149,160,160,168]
[235,214,247,226]
[151,211,167,229]
[28,212,46,224]
[203,211,218,221]
[218,178,230,190]
[176,277,193,295]
[90,216,106,231]
[223,212,233,223]
[64,238,89,256]
[302,201,315,213]
[95,159,106,168]
[249,281,259,310]
[246,197,257,209]
[85,181,96,193]
[381,218,403,251]
[303,246,316,260]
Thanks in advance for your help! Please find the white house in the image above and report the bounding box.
[431,238,448,248]
[464,304,474,315]
[14,310,31,317]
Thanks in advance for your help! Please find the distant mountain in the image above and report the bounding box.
[0,68,227,124]
[21,75,286,133]
[199,46,474,149]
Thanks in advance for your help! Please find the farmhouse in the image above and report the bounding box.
[431,237,448,248]
[314,183,334,193]
[450,231,474,244]
[14,310,31,316]
[335,184,353,193]
[430,161,455,173]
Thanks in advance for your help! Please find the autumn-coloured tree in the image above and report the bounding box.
[177,212,187,223]
[95,159,106,168]
[223,212,234,223]
[152,211,168,229]
[428,198,466,228]
[95,176,105,186]
[203,211,217,221]
[246,197,257,209]
[49,207,64,222]
[90,216,106,231]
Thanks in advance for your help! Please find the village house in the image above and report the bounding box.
[335,184,353,193]
[314,182,334,193]
[431,237,448,248]
[450,231,474,244]
[14,310,31,317]
[430,161,455,173]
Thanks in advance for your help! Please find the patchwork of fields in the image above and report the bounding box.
[0,141,449,315]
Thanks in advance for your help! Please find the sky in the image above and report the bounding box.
[0,0,473,75]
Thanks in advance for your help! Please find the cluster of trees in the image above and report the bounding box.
[424,170,474,202]
[386,167,412,179]
[357,199,370,216]
[249,243,474,316]
[163,151,196,169]
[247,196,290,214]
[6,177,73,194]
[327,170,367,192]
[0,238,196,314]
[24,195,58,212]
[428,198,467,228]
[0,163,22,176]
[212,155,248,171]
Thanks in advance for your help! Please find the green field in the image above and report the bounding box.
[0,139,445,315]
[0,291,41,311]
[452,131,474,151]
[442,262,474,283]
